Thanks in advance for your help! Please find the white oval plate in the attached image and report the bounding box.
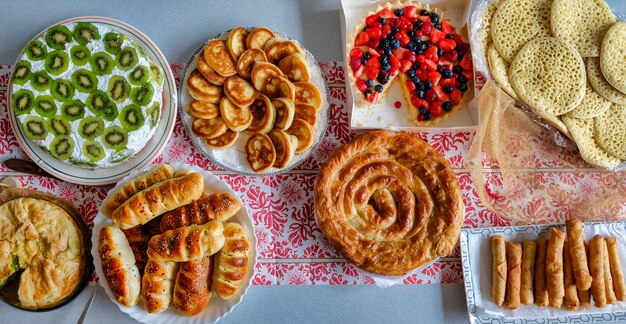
[90,163,257,324]
[7,16,177,186]
[179,28,329,176]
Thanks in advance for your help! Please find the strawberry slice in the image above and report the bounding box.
[356,80,368,93]
[429,102,443,117]
[404,52,417,63]
[400,60,412,73]
[441,21,455,34]
[452,34,464,46]
[379,8,395,19]
[403,6,418,18]
[355,32,369,46]
[368,48,380,58]
[425,89,437,102]
[430,29,445,44]
[399,17,412,30]
[423,59,438,71]
[405,79,416,93]
[428,71,441,86]
[432,85,445,100]
[353,65,364,78]
[460,55,473,70]
[365,66,378,80]
[438,39,456,51]
[366,14,379,26]
[424,46,439,61]
[392,47,409,60]
[440,77,456,87]
[417,15,431,25]
[416,68,428,80]
[450,89,462,105]
[421,24,432,36]
[417,114,425,121]
[462,69,474,80]
[439,51,458,64]
[394,31,411,46]
[367,57,380,68]
[349,57,362,71]
[389,54,400,70]
[368,38,380,49]
[366,27,382,41]
[367,91,379,103]
[350,48,363,59]
[410,94,422,108]
[382,25,392,37]
[416,54,425,64]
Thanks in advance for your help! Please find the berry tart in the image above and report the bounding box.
[347,1,474,125]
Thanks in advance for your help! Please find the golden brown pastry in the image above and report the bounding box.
[227,27,249,61]
[265,40,304,64]
[264,75,296,101]
[251,62,283,92]
[521,240,536,305]
[247,95,276,134]
[102,164,175,218]
[220,97,253,132]
[504,242,522,310]
[607,237,626,301]
[213,222,250,300]
[294,81,322,110]
[246,27,275,50]
[286,118,315,154]
[547,228,565,308]
[187,69,223,103]
[141,260,178,314]
[294,102,317,126]
[603,238,617,304]
[196,54,226,86]
[272,97,295,130]
[111,173,204,230]
[173,255,213,316]
[563,241,580,310]
[491,236,506,306]
[160,193,241,232]
[192,117,228,139]
[314,130,463,276]
[147,221,225,262]
[223,75,257,107]
[205,130,239,149]
[534,238,549,306]
[268,129,298,169]
[98,225,141,307]
[204,40,237,77]
[590,235,607,307]
[278,53,310,82]
[566,219,592,290]
[187,101,220,120]
[236,48,267,80]
[122,225,150,275]
[246,133,276,173]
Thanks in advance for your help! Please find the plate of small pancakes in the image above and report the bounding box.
[472,0,626,169]
[179,26,329,175]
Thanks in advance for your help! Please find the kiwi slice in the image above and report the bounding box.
[129,65,149,86]
[146,102,161,127]
[79,116,104,140]
[24,40,47,61]
[22,116,48,140]
[72,69,98,93]
[107,76,131,103]
[45,50,70,76]
[82,140,105,162]
[119,104,145,131]
[12,89,35,115]
[61,100,86,121]
[116,47,138,71]
[45,25,72,50]
[101,125,128,150]
[12,61,31,85]
[90,52,115,76]
[102,101,119,122]
[70,45,91,66]
[50,135,75,160]
[34,95,57,117]
[51,79,75,102]
[73,22,100,45]
[130,83,154,106]
[86,90,110,114]
[103,32,125,55]
[149,61,164,86]
[48,116,71,136]
[30,70,52,91]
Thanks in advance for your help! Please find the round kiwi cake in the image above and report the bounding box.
[11,21,164,168]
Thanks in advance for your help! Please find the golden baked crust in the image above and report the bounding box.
[314,130,463,276]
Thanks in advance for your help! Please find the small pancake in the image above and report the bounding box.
[476,4,498,58]
[247,95,276,134]
[197,54,226,85]
[187,100,220,119]
[278,53,310,82]
[268,129,298,169]
[601,22,626,94]
[565,79,612,119]
[294,82,322,110]
[509,37,586,116]
[551,0,615,57]
[271,98,295,130]
[203,40,237,77]
[487,44,517,99]
[246,27,275,50]
[205,129,238,149]
[594,103,626,160]
[294,102,317,126]
[251,62,283,92]
[237,49,267,80]
[562,116,620,168]
[227,27,249,61]
[187,69,223,103]
[491,0,552,62]
[265,41,304,64]
[192,116,228,139]
[286,118,315,154]
[264,75,296,101]
[220,96,253,132]
[245,133,276,173]
[587,57,626,104]
[223,75,257,107]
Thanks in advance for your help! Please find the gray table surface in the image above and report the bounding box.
[0,1,625,323]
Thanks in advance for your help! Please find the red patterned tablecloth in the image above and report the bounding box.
[2,62,599,286]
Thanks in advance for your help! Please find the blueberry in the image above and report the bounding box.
[379,55,389,64]
[443,85,453,93]
[446,33,454,39]
[375,84,384,93]
[418,42,428,52]
[385,48,393,56]
[423,81,432,90]
[395,8,403,17]
[382,63,391,72]
[361,57,368,65]
[411,76,421,85]
[420,9,429,16]
[416,20,424,29]
[363,52,371,59]
[434,23,442,30]
[364,89,372,96]
[379,17,386,25]
[366,79,374,87]
[436,65,443,72]
[442,69,453,79]
[407,30,414,38]
[417,90,425,98]
[407,42,417,52]
[437,49,444,57]
[415,38,423,45]
[416,82,424,90]
[380,39,390,50]
[392,27,400,34]
[419,106,428,115]
[457,75,467,83]
[386,33,395,41]
[453,65,462,74]
[391,39,401,49]
[458,83,468,92]
[430,12,439,23]
[423,111,432,120]
[442,101,453,111]
[407,69,416,78]
[378,73,390,84]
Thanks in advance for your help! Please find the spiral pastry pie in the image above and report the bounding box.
[314,130,463,275]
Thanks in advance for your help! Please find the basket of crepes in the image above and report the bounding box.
[90,163,256,324]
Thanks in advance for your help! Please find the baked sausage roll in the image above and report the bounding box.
[213,222,250,300]
[98,225,141,307]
